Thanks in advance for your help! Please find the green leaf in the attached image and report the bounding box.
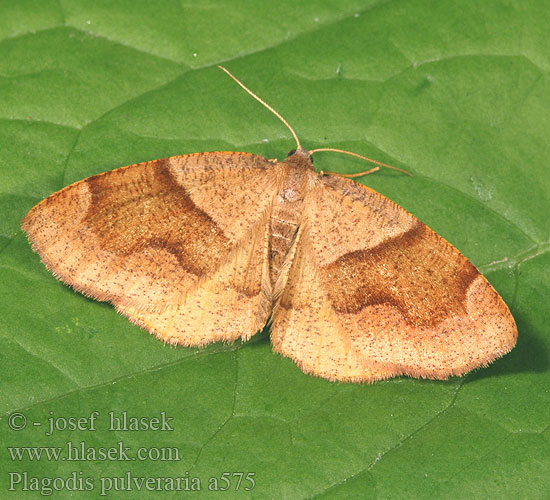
[1,1,548,498]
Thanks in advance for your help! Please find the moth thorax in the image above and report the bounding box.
[277,166,310,205]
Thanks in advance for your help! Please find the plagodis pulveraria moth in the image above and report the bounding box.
[21,67,517,382]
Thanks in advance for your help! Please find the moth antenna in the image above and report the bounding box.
[310,148,412,177]
[321,167,380,179]
[218,65,302,151]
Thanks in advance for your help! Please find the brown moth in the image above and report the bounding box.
[22,66,517,382]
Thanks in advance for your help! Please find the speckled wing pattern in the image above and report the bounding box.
[22,152,281,346]
[271,175,517,382]
[23,149,517,382]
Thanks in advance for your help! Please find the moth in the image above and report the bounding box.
[22,66,517,382]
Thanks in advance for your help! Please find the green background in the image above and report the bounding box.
[1,0,548,498]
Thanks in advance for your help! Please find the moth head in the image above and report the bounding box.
[285,148,315,171]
